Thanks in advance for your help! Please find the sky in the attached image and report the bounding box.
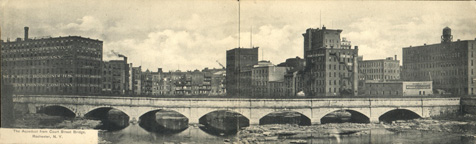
[1,0,476,71]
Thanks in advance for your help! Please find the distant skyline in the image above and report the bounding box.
[2,0,476,71]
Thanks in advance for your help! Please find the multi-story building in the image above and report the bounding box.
[226,47,259,97]
[141,69,153,95]
[284,70,304,97]
[302,26,359,97]
[211,70,226,95]
[151,69,163,96]
[251,60,287,97]
[279,57,306,97]
[131,66,142,95]
[402,27,476,95]
[102,56,130,95]
[1,27,103,95]
[358,56,400,81]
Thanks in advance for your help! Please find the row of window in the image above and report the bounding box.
[2,38,101,49]
[2,68,101,75]
[404,69,469,78]
[12,85,101,94]
[3,77,100,84]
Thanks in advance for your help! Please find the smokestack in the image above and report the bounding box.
[395,55,397,61]
[24,27,29,41]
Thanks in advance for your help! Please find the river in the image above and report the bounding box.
[100,124,473,144]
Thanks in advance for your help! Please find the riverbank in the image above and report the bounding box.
[237,114,476,143]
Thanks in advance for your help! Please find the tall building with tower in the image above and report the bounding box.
[226,47,259,97]
[402,27,476,95]
[1,27,103,95]
[302,26,359,97]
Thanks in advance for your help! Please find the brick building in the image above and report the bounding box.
[279,57,305,97]
[226,47,259,97]
[211,70,226,95]
[302,26,359,97]
[358,56,400,81]
[402,27,476,95]
[131,66,142,95]
[1,27,103,95]
[251,60,287,97]
[102,56,130,95]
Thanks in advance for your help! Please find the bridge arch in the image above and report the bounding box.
[313,108,371,124]
[83,107,131,130]
[138,109,189,133]
[136,109,189,121]
[320,109,370,124]
[378,108,422,123]
[259,110,311,125]
[36,105,76,118]
[198,109,250,135]
[84,107,131,119]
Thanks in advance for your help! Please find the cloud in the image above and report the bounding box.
[104,28,236,71]
[345,13,476,62]
[2,1,475,71]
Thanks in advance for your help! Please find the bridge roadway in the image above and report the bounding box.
[13,95,461,124]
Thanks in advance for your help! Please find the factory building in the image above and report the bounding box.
[1,27,103,95]
[402,27,476,95]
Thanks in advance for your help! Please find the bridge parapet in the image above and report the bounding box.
[13,95,462,125]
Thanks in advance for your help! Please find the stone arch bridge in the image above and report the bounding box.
[13,95,461,124]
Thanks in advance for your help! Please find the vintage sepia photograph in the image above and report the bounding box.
[1,0,476,143]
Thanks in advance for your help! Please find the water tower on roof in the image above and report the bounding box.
[441,27,453,43]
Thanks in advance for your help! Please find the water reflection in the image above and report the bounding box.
[101,124,236,144]
[101,125,471,144]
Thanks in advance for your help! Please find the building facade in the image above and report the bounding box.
[358,56,400,81]
[131,66,142,95]
[279,57,305,97]
[302,26,359,97]
[1,27,103,95]
[251,60,287,97]
[364,81,433,96]
[402,27,476,95]
[226,47,259,97]
[102,57,130,95]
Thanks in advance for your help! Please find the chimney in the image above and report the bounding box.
[395,55,397,61]
[24,27,29,41]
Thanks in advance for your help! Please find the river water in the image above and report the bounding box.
[100,124,472,144]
